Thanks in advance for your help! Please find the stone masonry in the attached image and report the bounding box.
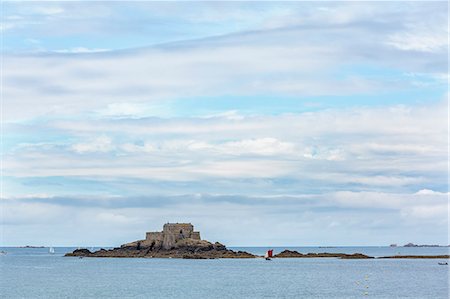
[146,223,201,250]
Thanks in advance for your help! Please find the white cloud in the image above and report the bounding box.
[3,11,447,122]
[387,31,448,53]
[331,190,449,210]
[2,189,447,246]
[220,138,295,156]
[72,136,114,153]
[2,1,448,246]
[34,6,64,15]
[95,212,137,225]
[303,146,345,161]
[120,142,155,153]
[401,204,448,220]
[158,138,296,156]
[4,101,447,192]
[202,110,244,120]
[385,4,448,53]
[414,189,443,196]
[53,47,110,54]
[101,103,147,118]
[97,102,172,119]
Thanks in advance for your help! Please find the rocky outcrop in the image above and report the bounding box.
[403,243,443,247]
[273,250,374,259]
[66,246,449,260]
[273,250,304,258]
[65,238,256,259]
[340,253,375,259]
[272,250,448,259]
[65,223,448,260]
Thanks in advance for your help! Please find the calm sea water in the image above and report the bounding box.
[1,247,448,298]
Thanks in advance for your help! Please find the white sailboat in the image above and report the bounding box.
[49,247,55,254]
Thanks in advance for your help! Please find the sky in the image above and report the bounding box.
[1,1,449,246]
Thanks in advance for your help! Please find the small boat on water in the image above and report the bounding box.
[0,251,6,255]
[265,249,273,260]
[438,262,448,265]
[49,247,55,254]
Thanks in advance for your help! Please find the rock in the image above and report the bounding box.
[273,250,373,259]
[65,248,92,257]
[213,242,226,251]
[274,250,304,258]
[403,243,441,248]
[340,253,374,259]
[182,254,211,259]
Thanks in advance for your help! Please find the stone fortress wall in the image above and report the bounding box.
[145,232,163,242]
[146,223,201,250]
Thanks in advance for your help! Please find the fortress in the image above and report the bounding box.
[146,223,201,250]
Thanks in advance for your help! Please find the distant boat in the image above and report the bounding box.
[438,262,448,265]
[49,247,55,254]
[265,249,273,260]
[0,251,6,255]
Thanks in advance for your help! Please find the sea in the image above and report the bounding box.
[0,246,448,298]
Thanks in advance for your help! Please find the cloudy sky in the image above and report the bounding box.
[1,1,448,246]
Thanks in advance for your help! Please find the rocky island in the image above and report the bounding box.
[403,243,447,247]
[65,223,450,260]
[65,223,255,259]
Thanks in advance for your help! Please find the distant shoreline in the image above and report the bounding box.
[18,246,46,248]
